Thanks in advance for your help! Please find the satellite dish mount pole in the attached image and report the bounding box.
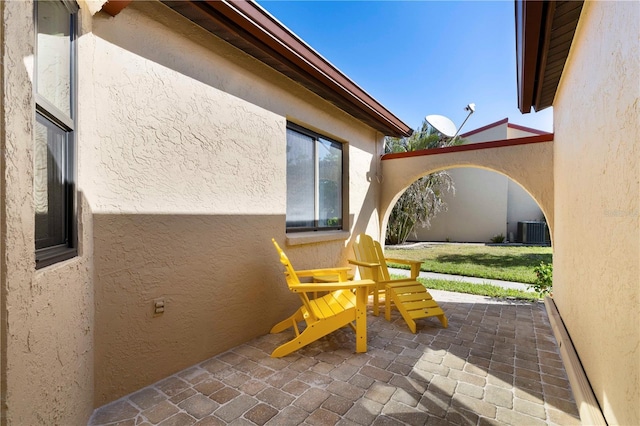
[449,103,476,142]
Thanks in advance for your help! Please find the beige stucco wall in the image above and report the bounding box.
[0,1,95,424]
[381,140,554,244]
[0,0,386,418]
[413,122,545,243]
[86,2,383,405]
[552,1,639,424]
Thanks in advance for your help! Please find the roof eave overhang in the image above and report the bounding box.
[159,0,412,138]
[101,0,133,17]
[515,0,584,114]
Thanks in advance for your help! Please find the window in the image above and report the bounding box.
[286,123,344,232]
[34,0,78,268]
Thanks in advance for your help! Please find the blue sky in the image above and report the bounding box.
[257,1,554,134]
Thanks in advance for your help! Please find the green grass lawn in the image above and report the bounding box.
[407,277,542,302]
[386,243,552,284]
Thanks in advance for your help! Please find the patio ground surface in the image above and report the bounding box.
[89,290,581,425]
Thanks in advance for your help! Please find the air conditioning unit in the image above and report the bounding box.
[517,221,548,244]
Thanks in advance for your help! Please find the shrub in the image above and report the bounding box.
[490,234,505,243]
[529,261,553,296]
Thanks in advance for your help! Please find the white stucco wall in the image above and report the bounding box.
[506,180,545,240]
[552,1,639,424]
[412,167,509,243]
[0,1,95,424]
[507,126,543,139]
[464,122,508,143]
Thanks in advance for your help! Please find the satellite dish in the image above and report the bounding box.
[425,114,457,138]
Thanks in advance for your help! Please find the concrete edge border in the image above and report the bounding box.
[544,296,608,425]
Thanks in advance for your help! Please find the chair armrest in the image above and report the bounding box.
[296,267,353,281]
[384,257,421,266]
[384,258,422,279]
[348,259,381,268]
[291,279,376,293]
[373,277,419,286]
[348,259,381,281]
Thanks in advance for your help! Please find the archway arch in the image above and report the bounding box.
[379,135,554,244]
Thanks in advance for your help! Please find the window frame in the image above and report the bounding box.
[34,0,79,269]
[285,122,347,233]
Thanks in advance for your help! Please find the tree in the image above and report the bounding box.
[385,120,461,245]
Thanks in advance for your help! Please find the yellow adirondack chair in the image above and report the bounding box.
[349,234,448,333]
[270,239,375,358]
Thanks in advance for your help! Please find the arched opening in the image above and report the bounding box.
[379,135,554,244]
[390,166,552,246]
[378,136,554,296]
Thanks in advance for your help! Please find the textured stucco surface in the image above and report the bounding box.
[506,179,545,239]
[1,0,386,417]
[413,167,508,242]
[464,123,506,143]
[1,1,95,424]
[87,2,383,405]
[552,2,639,424]
[507,126,543,139]
[381,141,554,244]
[413,122,546,243]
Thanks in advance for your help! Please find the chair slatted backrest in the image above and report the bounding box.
[272,239,317,320]
[354,234,391,281]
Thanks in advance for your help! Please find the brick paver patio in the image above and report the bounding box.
[89,290,581,425]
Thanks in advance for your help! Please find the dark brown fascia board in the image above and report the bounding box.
[460,118,509,138]
[508,122,551,135]
[515,0,546,114]
[160,0,412,137]
[101,0,133,17]
[460,118,550,138]
[515,0,584,113]
[381,133,554,161]
[533,1,556,110]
